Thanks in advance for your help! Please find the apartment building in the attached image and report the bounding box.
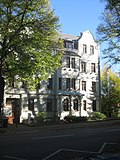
[4,30,100,123]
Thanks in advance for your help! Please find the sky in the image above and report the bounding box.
[50,0,119,72]
[50,0,105,39]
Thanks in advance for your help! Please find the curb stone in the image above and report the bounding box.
[0,119,120,133]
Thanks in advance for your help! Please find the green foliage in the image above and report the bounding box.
[35,112,46,123]
[0,0,63,89]
[64,115,87,123]
[118,113,120,118]
[97,0,120,66]
[89,112,106,121]
[101,68,120,117]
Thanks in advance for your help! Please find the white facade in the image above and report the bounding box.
[4,30,100,123]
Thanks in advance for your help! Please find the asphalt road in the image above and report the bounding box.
[0,125,120,160]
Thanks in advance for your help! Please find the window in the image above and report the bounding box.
[47,78,53,90]
[66,57,76,69]
[66,78,70,90]
[90,45,94,54]
[81,62,86,72]
[46,99,52,112]
[71,78,76,90]
[83,44,87,53]
[83,100,86,111]
[28,98,34,111]
[92,100,96,111]
[78,79,80,90]
[66,78,76,90]
[59,78,62,90]
[91,63,96,73]
[74,41,78,49]
[71,58,75,69]
[66,41,73,49]
[82,81,86,91]
[66,57,70,68]
[92,82,96,92]
[63,98,69,111]
[73,99,78,111]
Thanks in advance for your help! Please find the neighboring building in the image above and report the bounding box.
[3,30,101,123]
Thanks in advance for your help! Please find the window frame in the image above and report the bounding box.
[59,78,62,90]
[90,45,94,54]
[73,98,78,111]
[92,100,96,111]
[81,62,86,72]
[71,57,75,69]
[82,81,86,91]
[63,98,69,111]
[83,44,87,53]
[66,78,70,90]
[91,63,96,73]
[66,57,70,68]
[66,41,73,49]
[71,78,76,90]
[47,78,53,90]
[92,81,96,92]
[28,98,34,111]
[83,100,87,111]
[46,99,53,112]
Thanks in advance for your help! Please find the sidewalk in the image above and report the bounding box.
[0,119,120,133]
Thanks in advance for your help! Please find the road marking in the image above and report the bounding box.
[98,142,119,154]
[41,148,98,160]
[3,155,28,160]
[32,134,74,140]
[106,128,120,132]
[62,148,98,154]
[98,142,106,154]
[41,149,62,160]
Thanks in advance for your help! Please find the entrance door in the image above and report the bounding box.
[5,98,21,124]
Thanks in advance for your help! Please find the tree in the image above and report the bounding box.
[97,0,120,68]
[101,67,120,117]
[0,0,63,113]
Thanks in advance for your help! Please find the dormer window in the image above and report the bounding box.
[65,41,73,49]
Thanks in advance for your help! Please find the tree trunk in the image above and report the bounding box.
[0,73,5,114]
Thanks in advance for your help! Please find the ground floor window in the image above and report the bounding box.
[28,98,34,111]
[92,100,96,111]
[83,100,87,111]
[46,99,53,112]
[73,98,78,111]
[63,98,69,111]
[5,98,20,124]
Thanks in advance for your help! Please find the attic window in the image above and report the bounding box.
[66,41,73,49]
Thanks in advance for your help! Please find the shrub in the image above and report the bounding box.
[64,115,87,123]
[35,112,46,123]
[89,112,106,121]
[117,113,120,118]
